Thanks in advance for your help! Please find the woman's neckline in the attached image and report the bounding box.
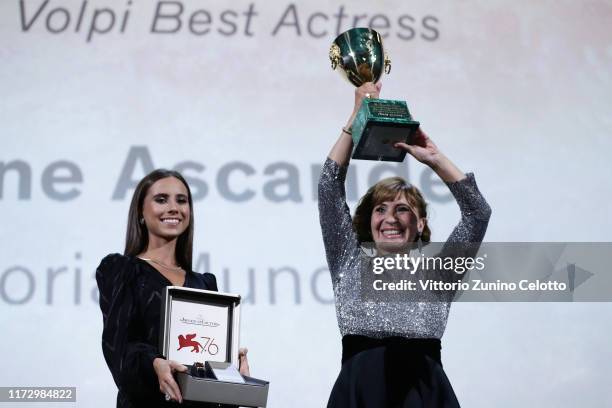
[135,256,189,287]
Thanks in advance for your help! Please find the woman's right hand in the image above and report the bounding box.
[348,82,382,125]
[153,357,187,404]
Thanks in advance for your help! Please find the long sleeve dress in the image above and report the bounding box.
[318,158,491,408]
[96,254,218,408]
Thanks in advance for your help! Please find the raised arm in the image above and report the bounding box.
[328,82,381,166]
[318,84,382,278]
[394,128,465,183]
[394,130,491,253]
[444,173,492,244]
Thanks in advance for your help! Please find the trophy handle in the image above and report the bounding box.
[384,53,391,74]
[329,43,341,70]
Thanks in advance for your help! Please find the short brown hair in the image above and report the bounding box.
[353,177,430,243]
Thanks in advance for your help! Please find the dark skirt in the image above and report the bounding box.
[327,335,460,408]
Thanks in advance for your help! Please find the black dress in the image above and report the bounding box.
[96,254,218,408]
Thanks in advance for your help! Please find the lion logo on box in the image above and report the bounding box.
[177,333,203,353]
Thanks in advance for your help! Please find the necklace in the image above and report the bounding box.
[139,257,183,271]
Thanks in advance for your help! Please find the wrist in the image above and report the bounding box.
[426,153,447,171]
[153,357,164,370]
[346,111,358,128]
[428,154,465,183]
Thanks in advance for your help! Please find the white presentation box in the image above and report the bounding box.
[160,286,269,407]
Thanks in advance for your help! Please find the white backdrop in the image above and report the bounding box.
[2,0,612,406]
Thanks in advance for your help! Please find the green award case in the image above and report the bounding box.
[351,99,420,162]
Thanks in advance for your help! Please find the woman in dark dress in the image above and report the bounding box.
[319,83,492,407]
[96,169,249,407]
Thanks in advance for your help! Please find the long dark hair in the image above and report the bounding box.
[124,169,194,272]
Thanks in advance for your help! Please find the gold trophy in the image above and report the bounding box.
[330,28,420,162]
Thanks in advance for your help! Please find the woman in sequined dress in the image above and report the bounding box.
[318,83,491,407]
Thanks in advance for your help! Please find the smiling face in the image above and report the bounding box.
[370,193,424,253]
[353,177,430,252]
[141,177,191,243]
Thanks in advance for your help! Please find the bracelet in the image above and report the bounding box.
[342,126,352,135]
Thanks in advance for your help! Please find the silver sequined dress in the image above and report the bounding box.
[318,158,491,340]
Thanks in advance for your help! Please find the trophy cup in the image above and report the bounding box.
[330,28,420,162]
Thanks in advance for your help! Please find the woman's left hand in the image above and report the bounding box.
[395,128,465,182]
[394,128,443,168]
[239,347,251,377]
